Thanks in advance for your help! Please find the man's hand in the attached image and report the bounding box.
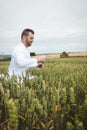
[37,55,46,63]
[37,63,43,68]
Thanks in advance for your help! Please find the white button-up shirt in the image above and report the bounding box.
[8,43,37,78]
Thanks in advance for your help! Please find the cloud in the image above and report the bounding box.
[0,0,87,54]
[1,30,20,38]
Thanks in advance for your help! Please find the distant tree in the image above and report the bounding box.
[60,51,69,58]
[30,52,36,56]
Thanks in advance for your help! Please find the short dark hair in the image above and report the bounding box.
[21,28,34,40]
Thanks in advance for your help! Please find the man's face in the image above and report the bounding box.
[25,32,34,47]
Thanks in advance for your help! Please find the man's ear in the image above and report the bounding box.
[23,35,26,40]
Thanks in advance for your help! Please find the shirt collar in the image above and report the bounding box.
[20,42,27,49]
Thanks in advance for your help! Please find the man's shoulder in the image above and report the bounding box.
[12,43,22,53]
[14,43,24,50]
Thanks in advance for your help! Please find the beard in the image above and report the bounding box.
[26,39,32,47]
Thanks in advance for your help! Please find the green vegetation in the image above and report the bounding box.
[0,61,9,73]
[30,52,36,56]
[60,51,69,58]
[0,57,87,130]
[0,55,11,61]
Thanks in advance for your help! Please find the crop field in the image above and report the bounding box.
[0,61,9,72]
[0,57,87,130]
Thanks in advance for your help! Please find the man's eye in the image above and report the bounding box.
[31,38,34,39]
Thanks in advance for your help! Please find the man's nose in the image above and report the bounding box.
[32,40,34,42]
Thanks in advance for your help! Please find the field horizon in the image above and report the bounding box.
[35,51,87,59]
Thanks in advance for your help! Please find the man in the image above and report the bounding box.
[8,28,46,79]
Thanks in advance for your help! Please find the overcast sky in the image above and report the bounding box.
[0,0,87,54]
